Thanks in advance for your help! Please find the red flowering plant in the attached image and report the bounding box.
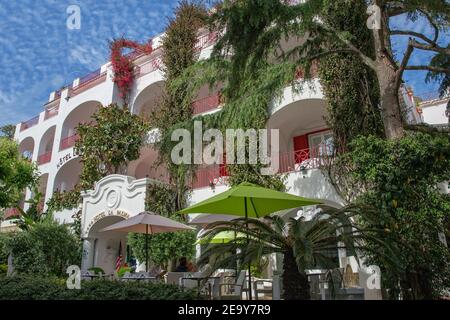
[110,38,153,102]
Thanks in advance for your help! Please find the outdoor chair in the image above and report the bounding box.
[165,272,186,285]
[217,270,247,300]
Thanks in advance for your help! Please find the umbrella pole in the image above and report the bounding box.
[145,225,149,273]
[245,198,252,300]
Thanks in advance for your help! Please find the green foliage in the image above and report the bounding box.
[317,0,383,149]
[88,267,105,275]
[117,266,131,278]
[151,1,207,196]
[198,208,377,299]
[128,231,196,270]
[14,188,52,230]
[0,276,201,300]
[5,221,81,277]
[128,183,196,269]
[347,132,450,299]
[46,187,81,213]
[0,138,38,210]
[0,124,15,139]
[75,104,149,189]
[0,233,11,265]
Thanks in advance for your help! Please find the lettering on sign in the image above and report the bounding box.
[56,150,78,169]
[84,209,130,236]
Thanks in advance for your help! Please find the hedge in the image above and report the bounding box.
[0,276,201,300]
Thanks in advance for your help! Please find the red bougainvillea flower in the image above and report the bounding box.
[110,38,153,101]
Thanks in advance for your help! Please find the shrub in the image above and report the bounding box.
[0,276,201,300]
[0,233,10,264]
[6,222,81,277]
[117,266,131,278]
[0,264,7,275]
[88,267,105,275]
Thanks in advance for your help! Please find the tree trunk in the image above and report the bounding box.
[376,63,405,139]
[282,250,310,300]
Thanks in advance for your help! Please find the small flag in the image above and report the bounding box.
[115,241,122,272]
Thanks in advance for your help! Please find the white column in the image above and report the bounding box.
[81,238,95,272]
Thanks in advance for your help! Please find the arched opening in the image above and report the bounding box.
[18,136,35,160]
[37,174,49,211]
[266,98,329,173]
[131,81,165,119]
[37,126,56,165]
[192,83,222,115]
[86,215,127,275]
[60,100,101,150]
[53,158,82,192]
[127,147,167,181]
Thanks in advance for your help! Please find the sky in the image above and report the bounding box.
[0,1,448,127]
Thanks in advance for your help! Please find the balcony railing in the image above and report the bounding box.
[70,70,107,97]
[192,94,221,115]
[134,55,163,78]
[192,164,228,189]
[60,133,79,150]
[20,115,40,132]
[37,151,52,165]
[195,32,218,52]
[44,106,59,120]
[416,90,450,103]
[3,207,21,219]
[278,145,336,174]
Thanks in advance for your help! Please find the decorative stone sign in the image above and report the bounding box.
[106,188,121,209]
[84,209,130,236]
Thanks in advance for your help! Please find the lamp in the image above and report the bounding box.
[299,165,307,178]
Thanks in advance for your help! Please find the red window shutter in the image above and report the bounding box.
[293,134,309,163]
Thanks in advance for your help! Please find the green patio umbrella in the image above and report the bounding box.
[178,182,322,299]
[195,230,246,244]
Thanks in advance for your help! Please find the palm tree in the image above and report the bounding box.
[197,205,389,300]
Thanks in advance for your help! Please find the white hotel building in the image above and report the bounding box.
[2,26,437,290]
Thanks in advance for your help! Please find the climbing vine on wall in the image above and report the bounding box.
[317,0,384,151]
[149,0,207,215]
[110,38,153,102]
[46,105,149,213]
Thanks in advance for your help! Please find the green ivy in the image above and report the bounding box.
[347,132,450,299]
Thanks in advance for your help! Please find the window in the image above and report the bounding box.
[308,131,334,157]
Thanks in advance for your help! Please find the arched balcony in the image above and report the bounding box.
[127,147,168,182]
[192,84,222,116]
[60,100,101,150]
[53,158,82,192]
[37,126,56,165]
[37,173,49,211]
[131,81,165,120]
[267,98,329,173]
[18,136,35,161]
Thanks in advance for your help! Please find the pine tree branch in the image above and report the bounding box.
[387,2,407,17]
[390,30,436,45]
[404,66,450,74]
[318,25,377,71]
[410,39,450,56]
[395,41,415,89]
[417,9,439,43]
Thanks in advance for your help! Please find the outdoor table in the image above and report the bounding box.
[133,276,157,282]
[82,273,113,280]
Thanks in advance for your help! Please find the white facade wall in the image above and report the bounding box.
[420,98,449,125]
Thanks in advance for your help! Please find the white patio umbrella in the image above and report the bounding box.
[100,211,194,272]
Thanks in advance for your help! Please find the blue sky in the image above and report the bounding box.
[0,1,448,127]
